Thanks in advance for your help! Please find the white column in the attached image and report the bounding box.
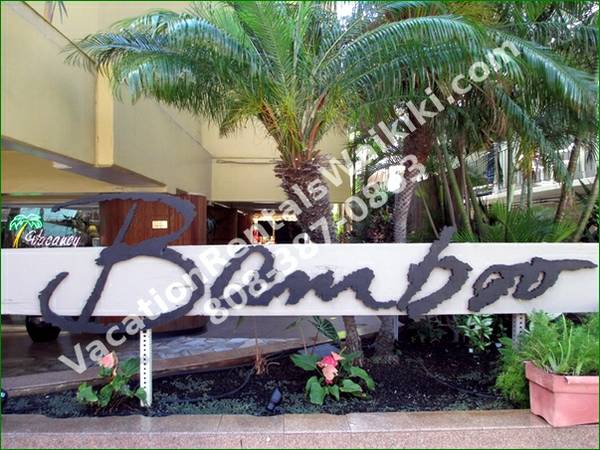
[139,329,153,407]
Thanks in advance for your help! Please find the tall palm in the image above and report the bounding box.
[65,1,481,357]
[349,1,596,352]
[68,1,596,356]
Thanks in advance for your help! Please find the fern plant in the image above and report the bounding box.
[496,312,599,406]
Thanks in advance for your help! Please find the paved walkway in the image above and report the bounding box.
[2,410,597,448]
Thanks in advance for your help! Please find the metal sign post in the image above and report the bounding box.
[139,329,153,407]
[511,313,527,344]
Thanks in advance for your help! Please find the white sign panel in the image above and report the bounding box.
[2,240,598,325]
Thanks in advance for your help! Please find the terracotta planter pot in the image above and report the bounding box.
[525,361,599,427]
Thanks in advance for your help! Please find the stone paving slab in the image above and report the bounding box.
[2,410,597,448]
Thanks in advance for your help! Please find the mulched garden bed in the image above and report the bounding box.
[2,338,515,417]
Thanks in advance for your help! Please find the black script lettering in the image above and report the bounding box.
[396,226,472,318]
[468,257,597,312]
[211,246,397,310]
[39,193,205,334]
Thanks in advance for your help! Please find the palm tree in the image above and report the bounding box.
[67,1,596,357]
[9,214,44,248]
[353,1,597,352]
[64,1,475,357]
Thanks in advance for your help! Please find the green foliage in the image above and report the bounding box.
[456,315,494,352]
[454,204,577,243]
[406,317,445,344]
[575,178,599,242]
[291,351,375,405]
[496,312,599,406]
[286,316,342,347]
[76,383,98,404]
[309,316,341,346]
[76,357,146,409]
[290,353,320,371]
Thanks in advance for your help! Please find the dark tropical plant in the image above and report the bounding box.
[573,174,599,242]
[291,350,375,405]
[454,202,576,243]
[455,315,494,352]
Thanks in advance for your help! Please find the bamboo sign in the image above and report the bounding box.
[1,194,598,334]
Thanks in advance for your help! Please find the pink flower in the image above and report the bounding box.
[321,364,338,384]
[331,352,344,362]
[319,354,338,368]
[99,352,118,370]
[317,352,343,384]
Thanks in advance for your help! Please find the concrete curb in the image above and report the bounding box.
[2,409,597,448]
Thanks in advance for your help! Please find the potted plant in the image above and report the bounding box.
[496,312,598,427]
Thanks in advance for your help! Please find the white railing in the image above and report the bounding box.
[472,145,597,196]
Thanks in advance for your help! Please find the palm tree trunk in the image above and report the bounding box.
[13,224,27,248]
[342,315,363,363]
[418,185,439,239]
[519,175,526,209]
[457,141,470,221]
[555,139,580,223]
[465,170,484,240]
[275,158,362,361]
[526,170,533,209]
[443,145,472,234]
[506,138,515,210]
[275,159,336,243]
[572,173,598,242]
[376,125,432,358]
[436,145,456,227]
[392,175,418,242]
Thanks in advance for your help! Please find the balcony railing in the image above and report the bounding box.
[471,144,597,198]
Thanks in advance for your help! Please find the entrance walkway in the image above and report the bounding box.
[2,410,597,448]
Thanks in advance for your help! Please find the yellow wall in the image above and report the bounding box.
[3,1,351,204]
[113,99,211,196]
[209,126,351,203]
[2,2,212,196]
[1,3,96,164]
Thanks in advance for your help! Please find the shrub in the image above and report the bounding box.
[456,315,494,352]
[405,317,446,344]
[291,351,375,405]
[77,352,146,409]
[496,313,599,406]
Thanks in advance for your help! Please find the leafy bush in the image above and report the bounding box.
[77,352,146,409]
[405,317,446,344]
[496,313,599,406]
[456,315,494,352]
[291,351,375,405]
[454,203,576,243]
